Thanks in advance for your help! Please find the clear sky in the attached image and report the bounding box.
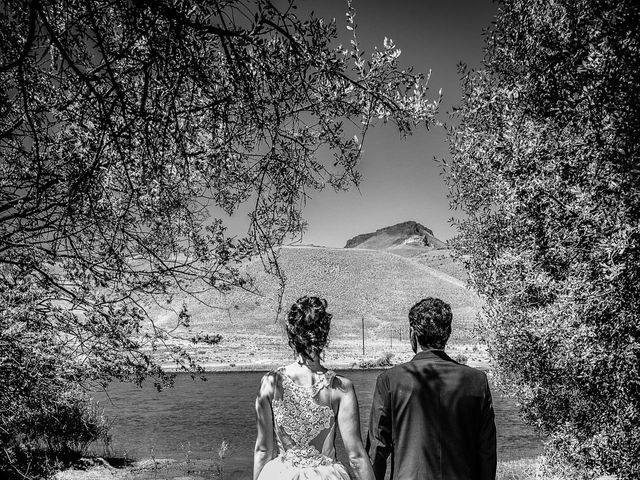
[222,0,497,247]
[295,0,497,247]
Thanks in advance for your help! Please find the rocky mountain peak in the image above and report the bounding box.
[344,221,445,250]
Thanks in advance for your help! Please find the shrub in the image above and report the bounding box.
[453,353,468,365]
[0,311,111,478]
[446,0,640,478]
[359,352,394,369]
[0,384,111,479]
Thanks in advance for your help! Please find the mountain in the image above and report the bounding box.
[344,221,447,252]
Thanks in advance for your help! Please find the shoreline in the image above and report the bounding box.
[150,333,492,375]
[159,347,492,374]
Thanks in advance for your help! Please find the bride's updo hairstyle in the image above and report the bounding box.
[286,296,332,359]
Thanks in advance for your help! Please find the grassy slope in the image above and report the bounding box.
[412,249,470,283]
[158,246,478,337]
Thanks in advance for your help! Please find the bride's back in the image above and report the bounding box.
[270,365,339,464]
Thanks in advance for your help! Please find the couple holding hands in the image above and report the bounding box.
[254,296,497,480]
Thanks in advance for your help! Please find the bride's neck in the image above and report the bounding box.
[295,353,323,371]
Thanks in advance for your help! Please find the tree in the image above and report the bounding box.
[0,0,438,472]
[445,1,639,478]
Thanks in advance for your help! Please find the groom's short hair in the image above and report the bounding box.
[409,297,452,349]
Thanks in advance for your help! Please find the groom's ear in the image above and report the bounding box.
[409,327,418,353]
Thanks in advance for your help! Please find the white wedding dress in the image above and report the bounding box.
[257,367,350,480]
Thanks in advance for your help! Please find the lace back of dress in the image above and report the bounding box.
[271,368,337,467]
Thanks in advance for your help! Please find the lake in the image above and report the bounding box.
[93,370,542,479]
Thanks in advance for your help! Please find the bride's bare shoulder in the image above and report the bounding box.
[257,370,279,399]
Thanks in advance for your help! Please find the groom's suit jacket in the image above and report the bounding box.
[366,349,496,480]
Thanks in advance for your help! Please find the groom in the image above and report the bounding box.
[366,297,497,480]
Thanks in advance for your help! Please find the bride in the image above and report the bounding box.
[253,296,375,480]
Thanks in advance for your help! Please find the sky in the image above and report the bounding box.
[227,0,497,247]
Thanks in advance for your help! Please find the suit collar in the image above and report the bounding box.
[411,348,454,363]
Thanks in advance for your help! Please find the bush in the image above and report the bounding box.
[0,385,111,479]
[359,352,394,369]
[38,391,111,457]
[446,0,640,477]
[0,313,111,478]
[453,353,468,365]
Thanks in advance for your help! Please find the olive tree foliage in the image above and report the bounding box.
[445,1,639,478]
[0,0,438,463]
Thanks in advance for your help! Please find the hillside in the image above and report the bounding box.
[145,246,482,369]
[413,249,469,283]
[344,220,447,251]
